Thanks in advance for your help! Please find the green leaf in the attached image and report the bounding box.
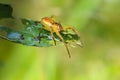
[21,18,42,28]
[0,25,13,33]
[0,3,13,19]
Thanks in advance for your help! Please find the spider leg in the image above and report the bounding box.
[55,31,71,58]
[65,26,80,37]
[38,28,43,43]
[49,28,56,45]
[64,26,83,47]
[50,15,56,21]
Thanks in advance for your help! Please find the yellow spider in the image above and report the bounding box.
[41,16,82,58]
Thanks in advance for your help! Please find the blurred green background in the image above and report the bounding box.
[0,0,120,80]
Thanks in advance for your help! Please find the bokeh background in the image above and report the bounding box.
[0,0,120,80]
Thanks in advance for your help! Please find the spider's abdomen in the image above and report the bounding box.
[41,17,54,27]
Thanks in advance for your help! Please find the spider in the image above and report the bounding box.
[41,16,82,58]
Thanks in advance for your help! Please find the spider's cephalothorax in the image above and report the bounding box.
[41,17,63,32]
[41,16,81,58]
